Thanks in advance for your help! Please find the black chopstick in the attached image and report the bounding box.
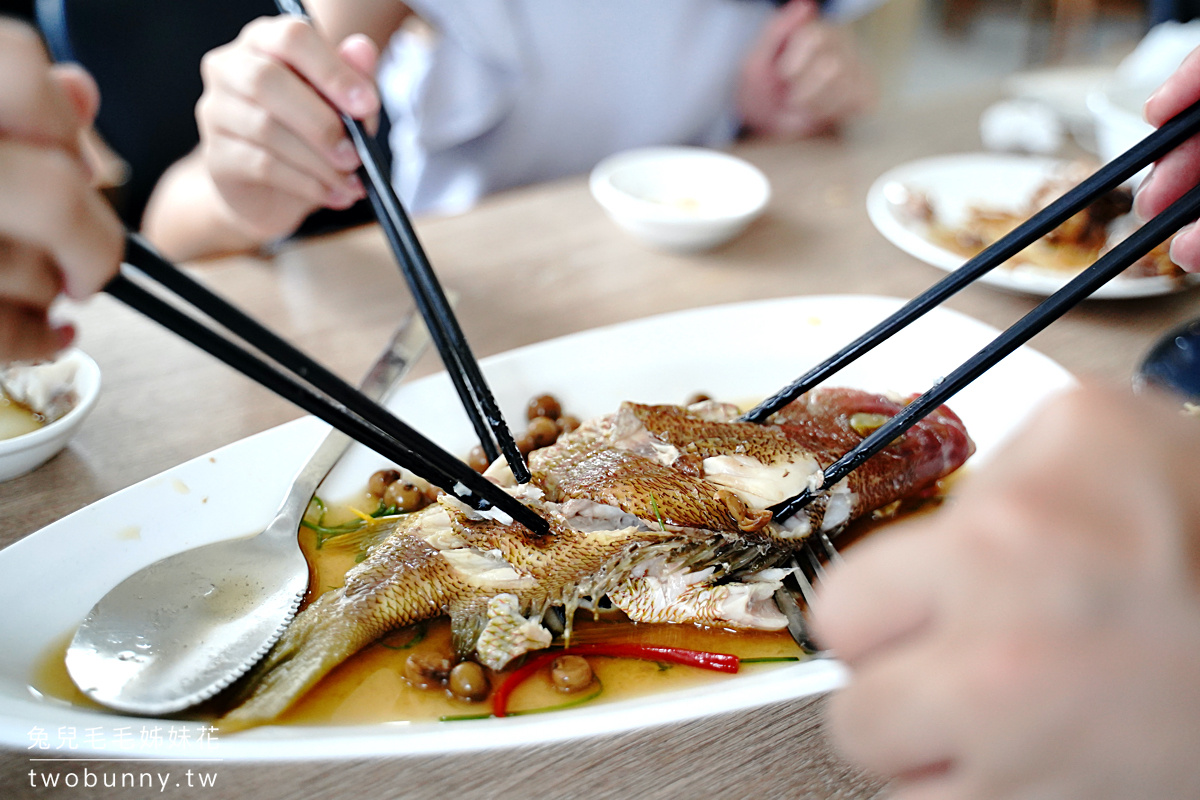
[741,96,1200,425]
[769,180,1200,523]
[346,117,529,477]
[112,234,549,535]
[272,0,531,485]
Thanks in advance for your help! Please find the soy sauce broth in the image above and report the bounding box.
[286,502,799,725]
[0,392,42,440]
[278,483,952,727]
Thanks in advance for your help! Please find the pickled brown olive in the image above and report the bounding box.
[367,468,402,498]
[556,414,580,434]
[467,445,490,473]
[448,661,490,702]
[384,480,425,512]
[550,654,593,693]
[404,652,452,689]
[526,394,562,421]
[526,416,559,449]
[516,433,536,456]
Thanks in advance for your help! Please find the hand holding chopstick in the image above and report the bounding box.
[809,53,1200,792]
[109,233,549,535]
[272,0,531,484]
[9,15,545,529]
[748,98,1200,523]
[0,20,124,363]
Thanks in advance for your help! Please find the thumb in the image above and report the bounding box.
[337,33,379,82]
[336,34,381,133]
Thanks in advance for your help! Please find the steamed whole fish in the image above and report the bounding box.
[219,389,973,729]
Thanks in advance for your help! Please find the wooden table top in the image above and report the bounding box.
[3,89,1197,798]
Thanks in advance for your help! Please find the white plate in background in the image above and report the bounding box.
[0,295,1074,761]
[866,153,1200,299]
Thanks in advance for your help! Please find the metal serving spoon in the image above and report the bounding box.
[1134,315,1200,404]
[66,314,431,716]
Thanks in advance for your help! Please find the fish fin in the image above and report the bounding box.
[216,592,384,731]
[474,595,554,670]
[448,597,489,658]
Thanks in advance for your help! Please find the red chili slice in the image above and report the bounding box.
[491,645,740,717]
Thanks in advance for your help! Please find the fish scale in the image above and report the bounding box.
[628,404,805,464]
[549,447,739,530]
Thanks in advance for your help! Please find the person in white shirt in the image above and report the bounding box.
[141,0,882,261]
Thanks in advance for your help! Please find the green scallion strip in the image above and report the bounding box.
[300,519,365,536]
[649,493,667,532]
[301,518,368,548]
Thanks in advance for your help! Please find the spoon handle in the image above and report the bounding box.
[264,312,432,539]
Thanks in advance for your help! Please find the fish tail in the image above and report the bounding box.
[217,593,384,731]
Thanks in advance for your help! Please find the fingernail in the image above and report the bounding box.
[1169,222,1195,267]
[346,173,364,195]
[333,139,359,169]
[345,85,375,117]
[1133,167,1156,220]
[78,151,97,185]
[1143,87,1161,122]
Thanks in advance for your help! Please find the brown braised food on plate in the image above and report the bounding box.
[905,160,1184,280]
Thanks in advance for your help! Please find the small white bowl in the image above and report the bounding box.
[589,146,771,252]
[0,349,101,481]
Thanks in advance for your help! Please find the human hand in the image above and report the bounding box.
[195,16,380,243]
[0,20,123,363]
[737,0,876,139]
[1136,46,1200,271]
[812,383,1200,799]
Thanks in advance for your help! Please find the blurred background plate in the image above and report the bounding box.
[867,152,1200,299]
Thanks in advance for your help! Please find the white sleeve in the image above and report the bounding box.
[822,0,894,23]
